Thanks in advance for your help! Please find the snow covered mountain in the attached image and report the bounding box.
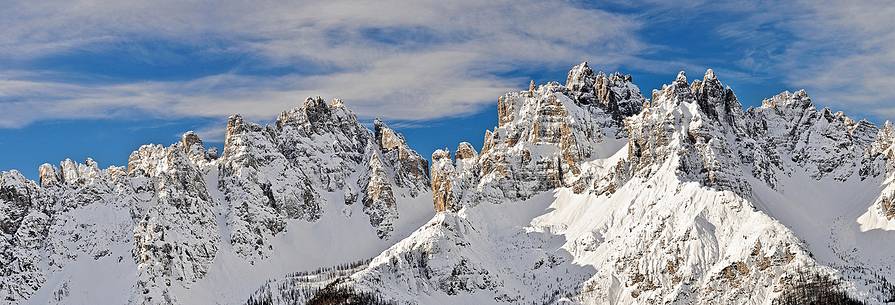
[249,63,895,305]
[0,97,433,305]
[3,62,895,305]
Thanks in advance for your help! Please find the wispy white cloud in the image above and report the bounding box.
[705,0,895,117]
[0,0,646,132]
[5,0,890,130]
[777,1,895,118]
[598,0,894,120]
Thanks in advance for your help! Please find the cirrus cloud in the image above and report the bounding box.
[0,0,645,132]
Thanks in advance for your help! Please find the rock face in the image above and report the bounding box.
[432,63,645,211]
[623,70,751,195]
[861,121,895,223]
[566,62,643,122]
[0,98,431,305]
[282,63,895,305]
[127,142,220,304]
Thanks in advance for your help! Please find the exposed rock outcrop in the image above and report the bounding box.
[431,64,647,211]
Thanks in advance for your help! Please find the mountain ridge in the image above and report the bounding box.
[2,62,895,305]
[273,63,895,305]
[1,96,434,305]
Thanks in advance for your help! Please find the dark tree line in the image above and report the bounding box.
[245,258,383,305]
[773,270,866,305]
[306,284,399,305]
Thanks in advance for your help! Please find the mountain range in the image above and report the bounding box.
[2,62,894,305]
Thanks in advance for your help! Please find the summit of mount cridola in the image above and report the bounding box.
[3,62,895,305]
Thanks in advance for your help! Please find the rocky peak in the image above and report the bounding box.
[432,149,451,162]
[431,149,454,213]
[374,118,406,151]
[868,120,895,169]
[636,72,882,186]
[127,144,169,176]
[595,72,642,121]
[847,119,879,150]
[223,114,255,156]
[564,61,643,122]
[274,97,369,150]
[690,69,719,96]
[623,70,778,195]
[181,131,202,149]
[431,63,647,211]
[180,131,213,163]
[455,142,478,161]
[880,121,895,146]
[430,141,485,213]
[750,90,818,137]
[761,90,814,111]
[565,61,596,101]
[705,68,716,80]
[37,163,59,187]
[218,96,429,242]
[301,96,332,126]
[691,69,746,133]
[0,170,42,217]
[453,142,480,182]
[372,119,429,197]
[361,153,398,238]
[651,71,695,107]
[51,158,102,185]
[675,70,687,83]
[330,98,345,107]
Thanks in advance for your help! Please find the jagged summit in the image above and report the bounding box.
[761,89,814,110]
[429,62,648,212]
[373,118,405,151]
[564,61,642,122]
[675,70,687,82]
[704,68,716,80]
[274,96,362,134]
[36,157,109,188]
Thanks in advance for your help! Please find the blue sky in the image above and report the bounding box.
[2,1,894,180]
